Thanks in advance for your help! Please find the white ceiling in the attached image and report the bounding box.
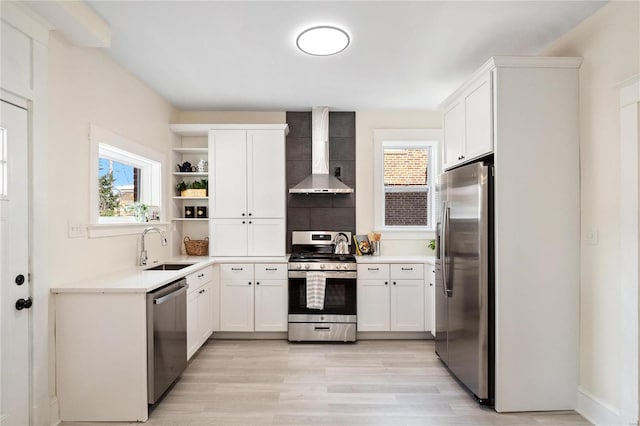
[86,1,605,111]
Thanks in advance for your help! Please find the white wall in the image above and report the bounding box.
[355,111,442,256]
[47,31,179,402]
[541,1,640,420]
[178,110,285,124]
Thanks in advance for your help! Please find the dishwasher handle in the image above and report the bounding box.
[153,284,187,305]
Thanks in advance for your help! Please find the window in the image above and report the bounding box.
[89,125,164,232]
[373,129,441,238]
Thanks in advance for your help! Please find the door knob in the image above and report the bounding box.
[15,297,32,311]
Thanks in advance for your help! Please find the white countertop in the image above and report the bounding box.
[52,254,438,294]
[51,255,292,294]
[356,255,436,264]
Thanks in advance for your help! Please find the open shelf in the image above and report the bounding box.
[173,172,209,177]
[172,218,209,222]
[173,147,208,154]
[172,196,209,200]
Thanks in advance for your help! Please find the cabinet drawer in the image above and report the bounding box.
[220,264,253,280]
[186,265,213,293]
[390,264,423,279]
[255,263,287,280]
[357,264,390,280]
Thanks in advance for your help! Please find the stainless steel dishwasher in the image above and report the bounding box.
[146,278,188,404]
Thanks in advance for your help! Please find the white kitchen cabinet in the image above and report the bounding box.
[426,264,436,336]
[357,263,425,332]
[254,264,288,332]
[219,263,287,332]
[186,266,215,359]
[443,70,493,170]
[209,126,287,256]
[440,56,582,412]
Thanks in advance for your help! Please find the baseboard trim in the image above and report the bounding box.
[577,387,622,426]
[211,332,288,340]
[49,396,60,426]
[357,331,433,340]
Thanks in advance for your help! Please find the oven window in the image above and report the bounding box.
[288,277,357,315]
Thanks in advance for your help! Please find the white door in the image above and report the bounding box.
[247,130,285,218]
[210,219,248,256]
[186,289,199,360]
[1,100,30,426]
[210,130,247,218]
[198,282,214,342]
[443,101,465,169]
[464,72,493,160]
[357,280,390,331]
[220,280,254,332]
[254,279,287,332]
[390,280,424,331]
[248,219,285,256]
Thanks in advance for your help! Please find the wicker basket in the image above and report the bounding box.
[184,237,209,256]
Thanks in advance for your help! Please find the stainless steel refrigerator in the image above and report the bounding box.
[435,160,493,404]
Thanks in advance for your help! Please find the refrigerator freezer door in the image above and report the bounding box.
[445,162,490,400]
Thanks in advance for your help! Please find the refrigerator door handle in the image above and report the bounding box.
[442,201,453,297]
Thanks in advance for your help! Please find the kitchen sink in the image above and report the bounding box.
[145,263,194,271]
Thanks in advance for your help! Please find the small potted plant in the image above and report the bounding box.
[127,201,148,222]
[177,179,208,197]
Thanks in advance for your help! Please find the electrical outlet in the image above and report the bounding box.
[585,227,599,245]
[68,221,87,238]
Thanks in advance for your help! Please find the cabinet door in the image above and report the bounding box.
[248,219,285,256]
[220,280,255,332]
[254,279,288,332]
[465,72,493,160]
[247,130,285,218]
[198,282,214,343]
[443,101,465,169]
[357,279,390,331]
[210,219,248,256]
[390,280,425,331]
[187,290,199,360]
[210,130,247,218]
[426,266,436,335]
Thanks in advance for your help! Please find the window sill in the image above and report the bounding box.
[375,229,436,240]
[88,222,170,239]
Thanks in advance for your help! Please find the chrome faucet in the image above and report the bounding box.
[140,227,168,266]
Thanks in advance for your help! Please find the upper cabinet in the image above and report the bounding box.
[207,124,288,257]
[442,70,494,170]
[209,129,286,219]
[169,123,288,257]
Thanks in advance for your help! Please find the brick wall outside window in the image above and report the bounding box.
[383,148,429,226]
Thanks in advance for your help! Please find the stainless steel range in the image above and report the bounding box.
[288,231,357,342]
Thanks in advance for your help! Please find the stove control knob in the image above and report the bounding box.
[341,264,348,270]
[296,264,302,270]
[304,264,310,270]
[320,264,326,269]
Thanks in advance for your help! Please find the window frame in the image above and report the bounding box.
[373,129,442,239]
[89,124,166,237]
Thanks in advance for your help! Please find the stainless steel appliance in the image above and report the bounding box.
[288,231,357,342]
[146,278,188,404]
[435,160,494,405]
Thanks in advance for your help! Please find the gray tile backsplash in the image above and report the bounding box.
[286,111,356,252]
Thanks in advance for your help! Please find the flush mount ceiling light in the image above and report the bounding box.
[296,26,350,56]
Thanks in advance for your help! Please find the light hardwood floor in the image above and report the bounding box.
[62,339,590,426]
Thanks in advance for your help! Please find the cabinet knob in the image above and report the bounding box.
[242,221,246,224]
[393,281,396,285]
[256,282,260,285]
[242,213,245,216]
[248,213,252,217]
[248,282,252,285]
[249,221,252,224]
[385,281,388,285]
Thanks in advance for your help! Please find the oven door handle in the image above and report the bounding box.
[288,271,357,279]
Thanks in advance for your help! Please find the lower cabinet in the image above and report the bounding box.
[357,263,425,332]
[187,266,215,360]
[220,263,287,332]
[426,263,436,336]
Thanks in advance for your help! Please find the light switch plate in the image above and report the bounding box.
[68,221,87,238]
[585,227,599,245]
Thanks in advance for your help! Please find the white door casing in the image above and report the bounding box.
[0,100,30,426]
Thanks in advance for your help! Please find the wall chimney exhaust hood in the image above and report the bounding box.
[289,107,354,194]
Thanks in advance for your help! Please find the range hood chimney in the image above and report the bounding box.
[289,107,354,194]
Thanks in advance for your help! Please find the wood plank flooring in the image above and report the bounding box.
[61,339,590,425]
